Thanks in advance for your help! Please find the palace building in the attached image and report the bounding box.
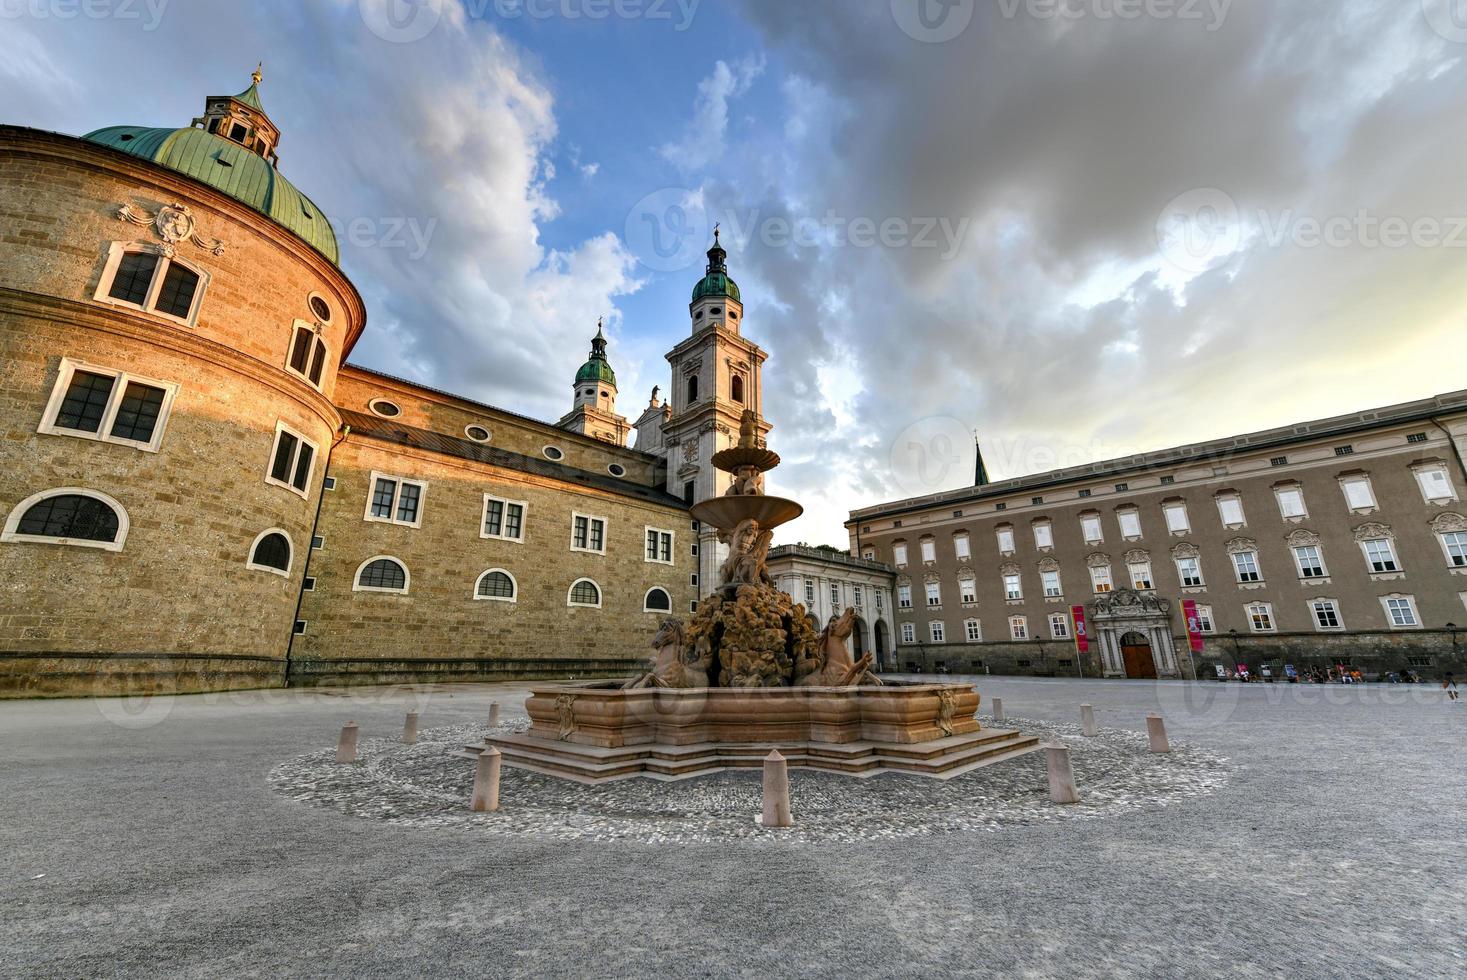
[847,393,1467,679]
[0,71,777,696]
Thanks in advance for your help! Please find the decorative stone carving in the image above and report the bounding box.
[718,519,774,588]
[936,689,957,737]
[1284,528,1321,548]
[1037,556,1061,572]
[1225,537,1257,555]
[1354,522,1394,542]
[118,201,226,256]
[1171,541,1200,559]
[554,693,579,741]
[1430,512,1467,533]
[682,441,699,464]
[1123,549,1150,564]
[801,607,880,687]
[999,562,1020,577]
[681,359,701,375]
[1086,552,1111,568]
[923,572,942,584]
[895,575,912,588]
[1091,588,1171,618]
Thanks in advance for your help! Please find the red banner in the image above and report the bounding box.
[1071,605,1089,654]
[1181,599,1205,654]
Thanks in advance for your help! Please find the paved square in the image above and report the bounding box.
[3,677,1462,978]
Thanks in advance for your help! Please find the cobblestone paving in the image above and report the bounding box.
[269,721,1231,843]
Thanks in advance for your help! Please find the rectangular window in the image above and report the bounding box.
[1276,487,1307,519]
[1049,613,1070,639]
[833,583,844,608]
[965,619,982,642]
[925,581,942,607]
[96,243,207,325]
[960,578,977,604]
[1232,551,1262,583]
[1003,573,1022,601]
[1090,565,1113,594]
[1118,511,1142,538]
[901,622,916,644]
[1081,516,1103,543]
[39,358,178,453]
[805,580,817,605]
[481,495,526,542]
[572,513,607,553]
[1176,556,1204,588]
[875,590,884,612]
[1362,538,1399,573]
[1247,603,1275,633]
[853,585,863,606]
[1443,532,1467,568]
[996,528,1016,553]
[147,259,198,316]
[1341,477,1376,511]
[1129,561,1154,590]
[1195,604,1215,633]
[929,622,946,643]
[285,322,329,388]
[1033,523,1053,549]
[364,473,426,528]
[1416,467,1455,502]
[898,585,913,609]
[1293,545,1326,579]
[893,543,909,567]
[1041,569,1062,597]
[1009,617,1028,641]
[1217,496,1245,527]
[953,534,971,559]
[1384,596,1419,628]
[919,539,936,563]
[645,528,674,564]
[266,422,316,496]
[1163,502,1190,533]
[1311,600,1343,630]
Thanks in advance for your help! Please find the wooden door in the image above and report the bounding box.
[1120,632,1157,680]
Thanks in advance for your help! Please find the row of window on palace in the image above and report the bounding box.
[892,527,1467,608]
[898,593,1438,646]
[798,579,887,615]
[880,469,1460,568]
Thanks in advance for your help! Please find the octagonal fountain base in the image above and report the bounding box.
[474,682,1044,783]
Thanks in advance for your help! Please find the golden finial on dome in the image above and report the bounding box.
[252,62,263,86]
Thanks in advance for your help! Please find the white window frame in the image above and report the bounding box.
[1440,530,1467,569]
[953,533,971,560]
[1117,509,1142,540]
[644,526,675,565]
[473,568,518,603]
[805,579,817,605]
[1246,601,1275,633]
[1380,595,1420,629]
[925,581,942,607]
[1163,502,1191,534]
[93,241,209,328]
[1216,495,1246,528]
[37,358,180,454]
[1232,551,1262,583]
[1049,612,1070,639]
[1414,465,1457,503]
[959,577,978,604]
[567,577,603,608]
[571,512,608,555]
[1002,573,1023,601]
[1293,545,1327,579]
[481,494,527,543]
[352,555,410,595]
[363,471,428,529]
[1089,564,1113,594]
[964,618,982,642]
[1009,616,1029,641]
[1032,522,1054,549]
[1176,556,1205,588]
[1128,561,1154,591]
[996,527,1016,555]
[642,586,674,613]
[919,538,937,563]
[893,543,909,567]
[1309,598,1344,631]
[1360,537,1400,574]
[264,421,318,499]
[898,584,913,609]
[1041,569,1063,597]
[1080,516,1103,544]
[1,487,130,552]
[1194,604,1215,633]
[245,527,293,577]
[900,622,916,644]
[929,621,946,643]
[1274,485,1308,520]
[1340,475,1377,512]
[284,319,330,390]
[833,582,844,608]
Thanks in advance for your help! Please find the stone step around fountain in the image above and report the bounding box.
[467,727,1044,784]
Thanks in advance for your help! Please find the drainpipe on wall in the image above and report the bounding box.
[283,424,351,688]
[1428,417,1467,486]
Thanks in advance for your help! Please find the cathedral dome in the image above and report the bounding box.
[690,230,739,304]
[574,321,617,387]
[82,71,339,265]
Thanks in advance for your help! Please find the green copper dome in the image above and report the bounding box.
[82,73,339,265]
[574,322,617,387]
[691,232,739,304]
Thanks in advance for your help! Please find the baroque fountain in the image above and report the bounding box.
[480,411,1041,782]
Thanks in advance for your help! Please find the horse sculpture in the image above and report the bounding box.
[797,607,882,687]
[623,618,710,689]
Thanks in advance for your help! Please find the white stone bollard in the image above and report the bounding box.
[336,722,359,763]
[472,746,502,812]
[1147,714,1171,753]
[761,750,793,828]
[403,711,419,745]
[1045,745,1081,804]
[1081,704,1098,737]
[991,697,1005,723]
[488,702,501,728]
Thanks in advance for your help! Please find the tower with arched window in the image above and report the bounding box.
[558,319,630,445]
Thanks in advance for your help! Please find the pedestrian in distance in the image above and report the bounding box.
[1445,672,1459,703]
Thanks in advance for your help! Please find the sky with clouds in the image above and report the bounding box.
[5,0,1467,547]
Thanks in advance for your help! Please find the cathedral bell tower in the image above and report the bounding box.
[662,231,770,594]
[559,319,630,445]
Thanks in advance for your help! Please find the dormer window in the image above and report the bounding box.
[228,122,249,143]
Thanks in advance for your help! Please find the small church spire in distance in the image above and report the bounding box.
[974,434,990,487]
[252,61,263,86]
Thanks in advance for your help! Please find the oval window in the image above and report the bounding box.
[465,425,491,443]
[543,446,564,461]
[308,294,332,322]
[607,464,626,478]
[369,399,401,418]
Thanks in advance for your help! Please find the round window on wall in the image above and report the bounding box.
[608,464,627,478]
[543,445,565,461]
[465,425,491,443]
[308,294,332,323]
[369,399,401,418]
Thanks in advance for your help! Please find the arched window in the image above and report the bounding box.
[687,374,699,404]
[354,556,409,594]
[2,488,128,551]
[731,375,744,403]
[643,587,672,612]
[475,569,517,602]
[568,578,602,608]
[247,529,292,576]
